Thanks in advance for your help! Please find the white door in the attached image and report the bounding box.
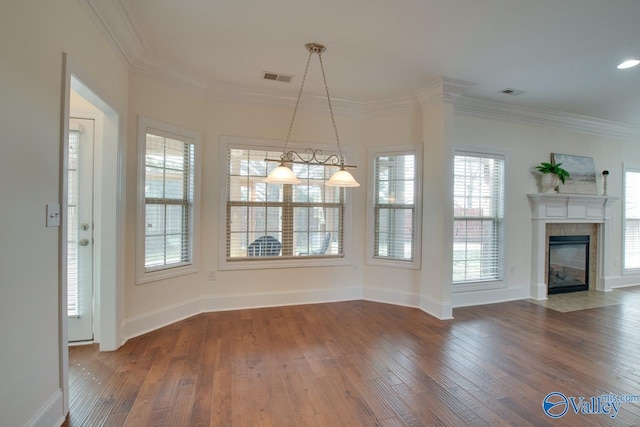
[67,117,94,342]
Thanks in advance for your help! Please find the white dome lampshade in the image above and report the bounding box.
[326,167,360,187]
[263,162,301,185]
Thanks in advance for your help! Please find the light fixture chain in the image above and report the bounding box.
[284,49,314,155]
[317,52,344,164]
[264,43,359,187]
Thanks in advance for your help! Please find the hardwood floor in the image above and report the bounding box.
[64,289,640,426]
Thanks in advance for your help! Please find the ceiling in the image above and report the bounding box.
[89,0,640,126]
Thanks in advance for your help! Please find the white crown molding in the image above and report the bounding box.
[454,96,640,141]
[209,82,348,112]
[361,97,422,117]
[131,54,209,95]
[416,76,477,108]
[78,0,209,96]
[208,82,421,117]
[77,0,145,66]
[82,0,640,139]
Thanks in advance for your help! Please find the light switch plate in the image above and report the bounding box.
[46,203,61,227]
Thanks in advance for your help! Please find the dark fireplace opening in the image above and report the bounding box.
[548,235,589,294]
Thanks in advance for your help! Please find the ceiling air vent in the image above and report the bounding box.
[262,71,293,83]
[500,88,526,96]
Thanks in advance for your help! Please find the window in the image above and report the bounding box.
[453,151,504,283]
[624,166,640,272]
[368,146,421,268]
[67,129,80,316]
[221,138,350,269]
[137,117,200,283]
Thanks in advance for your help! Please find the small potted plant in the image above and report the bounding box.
[535,162,570,193]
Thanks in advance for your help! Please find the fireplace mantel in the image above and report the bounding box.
[527,193,619,299]
[527,193,619,222]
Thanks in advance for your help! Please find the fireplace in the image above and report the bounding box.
[527,194,619,299]
[548,235,589,294]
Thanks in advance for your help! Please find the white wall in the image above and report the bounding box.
[124,76,369,337]
[123,70,640,338]
[4,2,639,425]
[0,1,128,425]
[451,113,640,306]
[361,112,424,304]
[420,102,455,317]
[125,75,207,319]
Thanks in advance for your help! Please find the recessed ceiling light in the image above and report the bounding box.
[617,59,640,69]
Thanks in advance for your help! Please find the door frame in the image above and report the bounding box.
[60,53,125,415]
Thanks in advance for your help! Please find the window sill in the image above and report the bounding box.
[136,263,198,284]
[219,256,350,271]
[367,257,420,270]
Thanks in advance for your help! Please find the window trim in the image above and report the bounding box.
[452,147,507,289]
[218,135,352,271]
[623,163,640,275]
[136,116,201,284]
[366,145,422,269]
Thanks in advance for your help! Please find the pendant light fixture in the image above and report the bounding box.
[263,43,359,187]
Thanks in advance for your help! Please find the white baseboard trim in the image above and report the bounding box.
[530,282,547,300]
[27,388,64,427]
[122,296,203,343]
[362,287,421,308]
[200,287,362,312]
[123,287,362,342]
[362,287,454,320]
[421,294,454,320]
[451,285,530,308]
[124,284,543,343]
[606,275,640,289]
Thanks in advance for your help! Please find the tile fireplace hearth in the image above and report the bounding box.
[527,193,619,300]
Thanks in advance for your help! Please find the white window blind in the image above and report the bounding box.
[227,147,344,260]
[453,151,504,283]
[624,168,640,270]
[143,131,195,271]
[67,130,80,316]
[373,153,416,262]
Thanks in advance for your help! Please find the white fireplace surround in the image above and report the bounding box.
[527,193,619,300]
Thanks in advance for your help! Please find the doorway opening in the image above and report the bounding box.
[61,54,122,416]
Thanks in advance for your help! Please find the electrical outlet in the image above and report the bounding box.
[510,265,516,275]
[208,270,216,281]
[353,264,359,272]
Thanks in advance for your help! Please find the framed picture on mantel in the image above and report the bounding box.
[551,153,597,195]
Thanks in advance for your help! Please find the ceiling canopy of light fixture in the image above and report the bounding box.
[263,43,359,188]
